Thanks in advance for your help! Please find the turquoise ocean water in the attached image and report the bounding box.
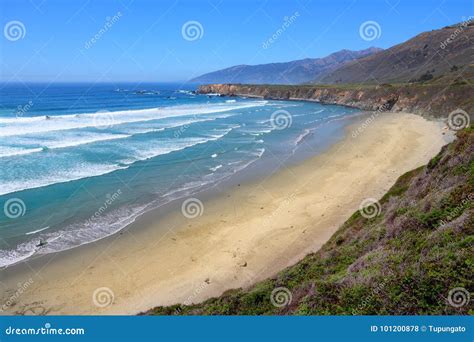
[0,82,361,267]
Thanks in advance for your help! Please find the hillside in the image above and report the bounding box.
[190,48,381,84]
[146,127,474,315]
[197,83,474,118]
[191,22,474,86]
[315,22,474,84]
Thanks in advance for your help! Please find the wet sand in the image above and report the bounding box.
[0,112,452,315]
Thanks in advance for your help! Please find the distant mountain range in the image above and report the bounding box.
[190,48,382,84]
[191,22,474,85]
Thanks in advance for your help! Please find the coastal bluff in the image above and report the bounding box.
[198,83,474,118]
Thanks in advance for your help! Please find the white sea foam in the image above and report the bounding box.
[176,90,194,95]
[0,162,127,196]
[209,164,223,172]
[0,143,270,268]
[295,129,312,145]
[0,242,38,268]
[0,98,356,268]
[0,114,236,159]
[0,101,268,137]
[253,147,266,158]
[0,129,234,196]
[25,226,51,235]
[123,127,234,164]
[0,147,44,158]
[0,203,149,268]
[246,129,272,136]
[0,133,132,158]
[45,133,132,149]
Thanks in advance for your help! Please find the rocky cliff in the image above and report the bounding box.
[198,83,474,118]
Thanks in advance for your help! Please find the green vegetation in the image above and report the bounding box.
[200,82,474,118]
[146,128,473,316]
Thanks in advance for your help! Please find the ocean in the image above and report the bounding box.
[0,82,360,268]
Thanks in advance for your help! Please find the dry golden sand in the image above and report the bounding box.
[0,113,452,315]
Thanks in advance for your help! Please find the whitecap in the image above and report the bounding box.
[209,164,223,172]
[0,101,268,137]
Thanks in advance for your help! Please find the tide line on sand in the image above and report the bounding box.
[0,113,451,315]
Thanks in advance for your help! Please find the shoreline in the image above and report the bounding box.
[0,98,354,270]
[0,112,452,315]
[197,83,474,118]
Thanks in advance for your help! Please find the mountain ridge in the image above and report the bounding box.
[192,21,474,85]
[314,22,474,84]
[146,21,474,316]
[190,47,382,84]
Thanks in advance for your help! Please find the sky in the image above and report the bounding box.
[0,0,472,82]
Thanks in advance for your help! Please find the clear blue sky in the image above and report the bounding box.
[0,0,472,82]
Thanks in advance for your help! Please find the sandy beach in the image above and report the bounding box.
[0,112,452,315]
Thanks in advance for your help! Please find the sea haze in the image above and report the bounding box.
[0,82,360,267]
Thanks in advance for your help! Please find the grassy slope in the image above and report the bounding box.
[146,127,473,315]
